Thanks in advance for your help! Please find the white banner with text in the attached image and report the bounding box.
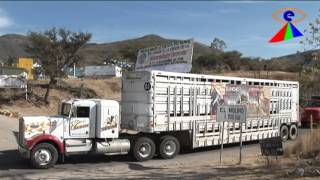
[135,39,193,73]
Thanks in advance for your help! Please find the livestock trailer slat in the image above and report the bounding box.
[121,71,299,148]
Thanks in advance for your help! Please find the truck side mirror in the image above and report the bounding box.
[69,106,76,118]
[57,102,61,115]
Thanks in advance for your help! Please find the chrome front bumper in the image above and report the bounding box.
[18,145,30,159]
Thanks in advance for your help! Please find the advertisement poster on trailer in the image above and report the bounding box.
[135,39,193,73]
[211,83,271,120]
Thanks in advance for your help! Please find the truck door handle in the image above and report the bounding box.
[86,131,88,134]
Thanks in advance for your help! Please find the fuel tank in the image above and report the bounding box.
[95,139,130,155]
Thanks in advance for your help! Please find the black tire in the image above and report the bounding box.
[159,136,180,159]
[30,143,58,169]
[133,137,155,162]
[280,125,289,142]
[289,124,298,140]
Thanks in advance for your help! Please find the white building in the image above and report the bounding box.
[84,65,122,77]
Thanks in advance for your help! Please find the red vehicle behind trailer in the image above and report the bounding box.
[301,99,320,127]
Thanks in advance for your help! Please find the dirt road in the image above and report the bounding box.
[0,115,311,179]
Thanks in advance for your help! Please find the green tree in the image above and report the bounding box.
[300,9,320,73]
[301,9,320,50]
[222,51,242,71]
[299,10,320,99]
[5,56,16,66]
[119,48,137,63]
[26,28,91,103]
[210,37,227,51]
[192,53,226,73]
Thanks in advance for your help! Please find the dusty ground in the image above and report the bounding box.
[0,115,319,179]
[0,72,319,179]
[0,77,121,116]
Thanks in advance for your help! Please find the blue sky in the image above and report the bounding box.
[0,1,319,59]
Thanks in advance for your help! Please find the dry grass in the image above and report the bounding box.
[63,77,121,100]
[285,130,320,158]
[213,71,300,81]
[0,77,122,116]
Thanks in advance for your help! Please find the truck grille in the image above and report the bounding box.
[19,118,25,146]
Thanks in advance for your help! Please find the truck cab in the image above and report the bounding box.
[62,99,119,140]
[18,99,130,169]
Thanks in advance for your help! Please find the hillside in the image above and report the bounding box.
[268,50,320,72]
[1,33,320,72]
[0,34,219,65]
[0,34,31,61]
[0,77,122,116]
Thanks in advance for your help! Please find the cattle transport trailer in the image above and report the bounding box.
[18,70,299,168]
[122,71,299,148]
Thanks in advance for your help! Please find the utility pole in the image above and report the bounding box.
[73,63,76,78]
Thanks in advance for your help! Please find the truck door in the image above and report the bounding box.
[69,106,91,138]
[101,106,119,138]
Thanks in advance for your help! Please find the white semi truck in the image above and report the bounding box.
[18,70,299,168]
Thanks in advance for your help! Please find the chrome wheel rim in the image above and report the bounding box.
[34,149,51,166]
[163,140,176,156]
[138,143,151,158]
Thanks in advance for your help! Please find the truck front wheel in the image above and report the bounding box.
[133,137,155,162]
[30,143,58,169]
[159,135,180,159]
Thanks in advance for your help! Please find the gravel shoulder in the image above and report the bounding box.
[0,115,318,180]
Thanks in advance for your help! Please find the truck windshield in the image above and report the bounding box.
[60,103,71,116]
[306,101,320,107]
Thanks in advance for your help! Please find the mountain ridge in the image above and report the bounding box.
[0,33,317,70]
[0,33,219,65]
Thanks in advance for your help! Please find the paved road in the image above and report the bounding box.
[0,115,309,179]
[0,115,18,151]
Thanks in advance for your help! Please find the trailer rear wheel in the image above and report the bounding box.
[30,143,58,169]
[280,125,289,142]
[289,124,298,140]
[159,136,180,159]
[133,137,155,162]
